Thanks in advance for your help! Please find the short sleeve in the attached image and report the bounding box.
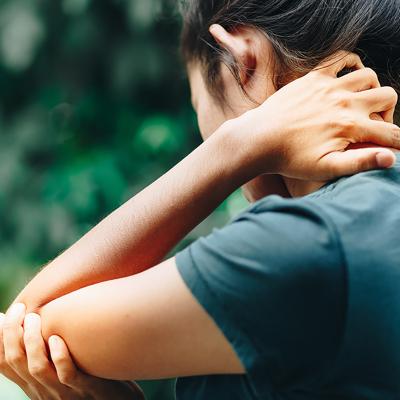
[175,198,346,396]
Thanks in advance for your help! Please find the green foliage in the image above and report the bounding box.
[0,1,248,398]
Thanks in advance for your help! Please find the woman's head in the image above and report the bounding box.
[180,0,400,138]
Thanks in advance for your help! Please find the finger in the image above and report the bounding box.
[382,106,396,124]
[315,51,364,77]
[371,109,394,125]
[24,314,58,386]
[337,67,380,91]
[322,147,396,178]
[3,304,28,374]
[354,86,398,116]
[0,313,27,388]
[49,335,87,391]
[353,120,400,149]
[381,88,399,123]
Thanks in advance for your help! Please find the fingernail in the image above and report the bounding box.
[376,152,394,168]
[7,303,26,317]
[209,24,219,34]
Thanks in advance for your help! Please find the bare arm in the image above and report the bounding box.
[16,124,252,312]
[40,257,245,380]
[3,52,399,400]
[15,54,399,312]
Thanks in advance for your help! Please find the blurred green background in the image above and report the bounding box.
[0,0,247,398]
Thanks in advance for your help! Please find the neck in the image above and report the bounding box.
[283,177,329,198]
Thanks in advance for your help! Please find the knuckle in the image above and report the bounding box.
[29,363,50,380]
[343,52,363,70]
[351,157,365,172]
[329,161,342,177]
[349,53,362,67]
[58,369,78,386]
[51,351,67,365]
[392,125,400,147]
[5,351,24,367]
[347,159,360,174]
[387,87,399,104]
[355,155,375,172]
[365,67,378,81]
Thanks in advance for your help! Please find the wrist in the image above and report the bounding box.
[216,116,274,182]
[194,121,250,193]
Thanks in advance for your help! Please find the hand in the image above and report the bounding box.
[0,304,145,400]
[232,51,399,180]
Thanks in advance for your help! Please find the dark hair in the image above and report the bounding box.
[179,0,400,119]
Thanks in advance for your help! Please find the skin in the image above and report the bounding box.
[0,310,146,399]
[195,24,398,199]
[1,24,399,397]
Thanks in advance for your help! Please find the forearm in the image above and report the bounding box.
[16,122,255,311]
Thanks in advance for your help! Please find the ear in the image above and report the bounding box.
[209,24,267,87]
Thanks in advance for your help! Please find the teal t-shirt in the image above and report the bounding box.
[175,155,400,400]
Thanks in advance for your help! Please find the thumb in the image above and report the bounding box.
[323,147,396,178]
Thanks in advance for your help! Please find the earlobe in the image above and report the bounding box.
[209,24,257,85]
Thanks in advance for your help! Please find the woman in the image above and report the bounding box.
[1,0,400,399]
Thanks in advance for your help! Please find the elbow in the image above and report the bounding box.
[37,295,118,379]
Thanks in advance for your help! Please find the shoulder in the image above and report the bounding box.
[178,193,345,308]
[226,194,345,272]
[176,194,347,391]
